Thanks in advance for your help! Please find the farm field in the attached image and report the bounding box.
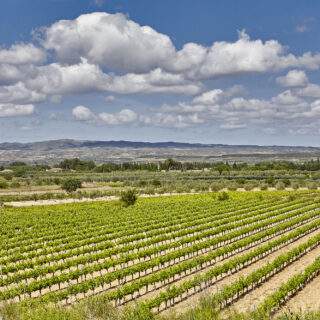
[1,191,320,320]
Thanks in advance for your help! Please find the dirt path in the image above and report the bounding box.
[3,188,314,207]
[160,227,320,317]
[4,195,119,207]
[278,274,320,314]
[3,192,211,207]
[226,240,320,314]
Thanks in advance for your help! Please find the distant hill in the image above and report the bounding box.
[0,139,320,164]
[0,139,224,151]
[0,139,318,151]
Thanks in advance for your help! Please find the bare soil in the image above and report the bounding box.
[161,227,320,316]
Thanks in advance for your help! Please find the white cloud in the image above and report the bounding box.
[220,121,247,130]
[0,82,46,104]
[39,13,320,79]
[42,12,176,73]
[72,105,137,125]
[99,109,137,125]
[72,105,96,121]
[140,112,204,128]
[276,70,308,87]
[107,68,202,95]
[192,89,224,105]
[272,90,303,105]
[19,60,201,98]
[178,31,320,79]
[2,11,320,137]
[0,44,45,65]
[0,64,24,84]
[0,103,35,117]
[296,83,320,98]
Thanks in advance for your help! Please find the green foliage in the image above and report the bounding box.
[282,178,291,187]
[217,191,229,201]
[260,183,268,190]
[265,176,275,186]
[59,158,96,171]
[120,189,138,206]
[1,192,320,320]
[151,179,161,187]
[276,181,286,190]
[0,178,9,189]
[211,182,223,192]
[10,180,21,188]
[61,179,82,193]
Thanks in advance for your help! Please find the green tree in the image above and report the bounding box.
[217,191,229,201]
[120,189,138,206]
[61,179,82,193]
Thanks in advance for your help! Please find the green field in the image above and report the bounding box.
[1,191,320,320]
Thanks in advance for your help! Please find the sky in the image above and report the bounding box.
[1,0,320,146]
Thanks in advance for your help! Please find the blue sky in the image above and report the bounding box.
[1,0,320,145]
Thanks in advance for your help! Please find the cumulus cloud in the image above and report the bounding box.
[0,82,46,104]
[16,59,201,98]
[72,105,137,125]
[0,44,45,65]
[192,89,224,105]
[152,87,320,132]
[220,120,247,130]
[296,83,320,98]
[171,30,320,79]
[99,109,137,125]
[39,13,320,79]
[140,112,204,128]
[72,105,96,121]
[42,12,176,73]
[0,103,35,117]
[272,90,304,105]
[276,70,308,87]
[2,11,320,130]
[107,68,202,95]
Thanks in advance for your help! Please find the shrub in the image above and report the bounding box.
[276,181,286,190]
[120,189,138,206]
[144,187,155,195]
[217,191,229,201]
[265,176,275,186]
[61,179,82,193]
[10,180,21,188]
[138,180,147,187]
[282,178,291,187]
[151,179,161,187]
[0,178,8,189]
[307,182,318,190]
[260,183,268,190]
[210,183,223,192]
[244,183,254,191]
[227,183,238,191]
[291,182,299,190]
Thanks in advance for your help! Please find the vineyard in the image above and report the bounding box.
[1,191,320,320]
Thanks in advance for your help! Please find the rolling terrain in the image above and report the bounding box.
[1,139,320,164]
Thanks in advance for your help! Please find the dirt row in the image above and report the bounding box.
[279,270,320,314]
[156,227,320,317]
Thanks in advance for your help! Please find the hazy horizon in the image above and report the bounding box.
[1,138,319,149]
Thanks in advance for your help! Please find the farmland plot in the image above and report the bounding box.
[1,191,320,319]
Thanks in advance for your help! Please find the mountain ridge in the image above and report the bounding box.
[0,139,319,151]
